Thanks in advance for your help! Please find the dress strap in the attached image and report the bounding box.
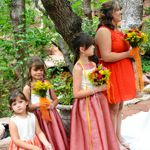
[78,60,84,70]
[78,59,93,149]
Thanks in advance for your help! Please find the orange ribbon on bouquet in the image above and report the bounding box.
[130,47,144,91]
[40,97,51,122]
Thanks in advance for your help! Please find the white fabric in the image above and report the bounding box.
[10,112,36,141]
[121,109,150,150]
[81,67,95,90]
[31,90,52,104]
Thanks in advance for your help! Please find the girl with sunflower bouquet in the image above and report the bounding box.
[23,56,68,150]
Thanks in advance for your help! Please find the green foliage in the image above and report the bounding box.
[0,0,60,117]
[82,16,99,37]
[144,7,150,15]
[47,68,73,105]
[91,0,108,9]
[142,57,150,73]
[142,18,150,56]
[0,0,12,34]
[69,0,83,16]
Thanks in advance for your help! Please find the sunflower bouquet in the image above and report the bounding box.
[33,80,52,97]
[33,80,52,121]
[124,28,147,48]
[88,64,111,86]
[124,28,148,91]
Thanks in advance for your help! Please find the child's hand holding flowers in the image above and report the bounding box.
[33,80,52,97]
[88,64,111,86]
[88,64,111,96]
[33,80,52,121]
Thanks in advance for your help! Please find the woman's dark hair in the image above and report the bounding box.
[26,56,47,83]
[9,89,28,109]
[72,32,94,64]
[97,1,121,30]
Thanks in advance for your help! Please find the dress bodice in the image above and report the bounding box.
[81,67,95,90]
[31,90,52,104]
[10,113,36,141]
[96,26,130,58]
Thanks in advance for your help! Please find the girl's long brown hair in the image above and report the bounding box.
[26,56,47,85]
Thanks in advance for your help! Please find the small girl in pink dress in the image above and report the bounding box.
[8,89,52,150]
[23,56,68,150]
[70,33,120,150]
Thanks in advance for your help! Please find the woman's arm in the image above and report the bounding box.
[95,28,131,62]
[73,64,106,99]
[9,120,41,150]
[35,117,53,150]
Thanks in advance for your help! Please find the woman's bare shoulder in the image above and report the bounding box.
[97,27,111,34]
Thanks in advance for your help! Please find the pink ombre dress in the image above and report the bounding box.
[31,90,69,150]
[9,113,42,150]
[70,66,119,150]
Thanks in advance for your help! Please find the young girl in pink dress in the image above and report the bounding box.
[23,56,68,150]
[8,89,52,150]
[70,33,119,150]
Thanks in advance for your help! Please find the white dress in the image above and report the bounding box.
[10,112,36,141]
[121,109,150,150]
[8,113,42,150]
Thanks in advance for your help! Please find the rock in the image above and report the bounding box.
[0,117,10,150]
[0,124,5,140]
[143,84,150,94]
[0,136,11,150]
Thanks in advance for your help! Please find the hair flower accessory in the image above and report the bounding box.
[33,80,52,121]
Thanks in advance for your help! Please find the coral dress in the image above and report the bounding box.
[9,113,42,150]
[31,90,69,150]
[70,65,120,150]
[96,26,136,104]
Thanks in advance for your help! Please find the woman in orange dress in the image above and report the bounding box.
[95,1,136,150]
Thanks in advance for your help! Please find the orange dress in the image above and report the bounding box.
[96,26,136,104]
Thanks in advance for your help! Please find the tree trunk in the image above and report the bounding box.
[41,0,82,51]
[83,0,92,20]
[10,0,26,42]
[121,0,143,30]
[10,0,26,87]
